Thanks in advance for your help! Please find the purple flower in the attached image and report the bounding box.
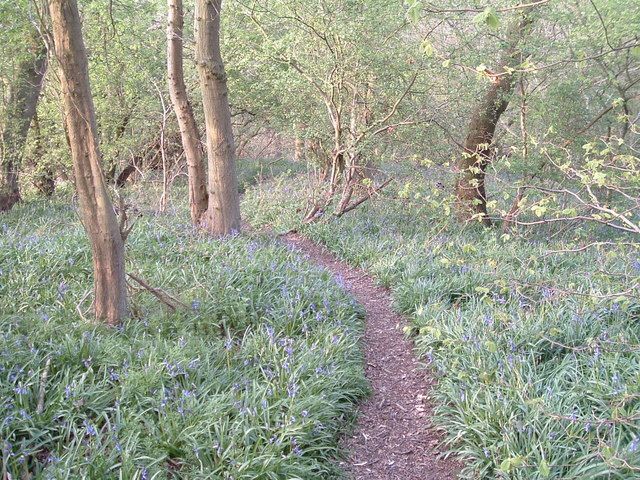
[57,281,69,298]
[291,437,303,456]
[265,324,275,340]
[287,382,299,398]
[83,419,98,436]
[14,385,28,395]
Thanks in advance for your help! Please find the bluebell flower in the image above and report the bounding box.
[287,382,299,398]
[265,324,275,340]
[14,385,28,395]
[57,281,69,298]
[291,437,303,456]
[84,419,98,436]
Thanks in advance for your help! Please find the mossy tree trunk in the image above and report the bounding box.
[0,35,47,212]
[454,12,534,225]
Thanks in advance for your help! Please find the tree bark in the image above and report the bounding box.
[195,0,241,235]
[49,0,128,324]
[167,0,208,225]
[0,35,47,212]
[454,13,534,225]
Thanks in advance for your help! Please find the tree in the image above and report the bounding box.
[195,0,241,235]
[454,10,534,225]
[235,0,425,221]
[0,29,47,212]
[167,0,208,225]
[49,0,128,324]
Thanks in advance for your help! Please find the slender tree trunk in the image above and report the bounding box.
[31,113,56,196]
[167,0,208,225]
[0,37,47,212]
[50,0,128,324]
[294,123,305,162]
[454,12,534,225]
[195,0,241,235]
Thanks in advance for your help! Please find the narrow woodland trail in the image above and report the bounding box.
[283,233,460,480]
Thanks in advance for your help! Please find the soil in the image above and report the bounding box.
[283,233,461,480]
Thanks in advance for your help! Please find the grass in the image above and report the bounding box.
[0,177,367,479]
[242,169,640,479]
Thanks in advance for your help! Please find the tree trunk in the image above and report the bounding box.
[294,123,305,162]
[454,13,534,225]
[167,0,208,225]
[0,36,47,212]
[195,0,241,235]
[50,0,128,324]
[31,113,56,196]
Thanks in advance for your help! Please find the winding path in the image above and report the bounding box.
[283,233,460,480]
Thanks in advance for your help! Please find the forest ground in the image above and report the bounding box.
[1,159,639,478]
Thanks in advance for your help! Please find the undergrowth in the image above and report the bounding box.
[243,170,640,479]
[0,183,366,479]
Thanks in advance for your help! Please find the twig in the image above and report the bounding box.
[75,288,91,322]
[36,357,52,415]
[335,178,394,217]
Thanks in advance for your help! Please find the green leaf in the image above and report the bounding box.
[631,46,640,58]
[474,7,500,30]
[485,340,498,353]
[406,0,421,23]
[499,458,512,473]
[539,459,550,478]
[422,40,435,57]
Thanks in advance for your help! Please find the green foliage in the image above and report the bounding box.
[244,171,640,479]
[0,190,367,478]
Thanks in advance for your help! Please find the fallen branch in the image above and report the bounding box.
[127,273,188,312]
[335,178,393,217]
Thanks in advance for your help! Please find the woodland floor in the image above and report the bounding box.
[283,233,460,480]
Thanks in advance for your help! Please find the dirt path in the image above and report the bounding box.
[283,233,460,480]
